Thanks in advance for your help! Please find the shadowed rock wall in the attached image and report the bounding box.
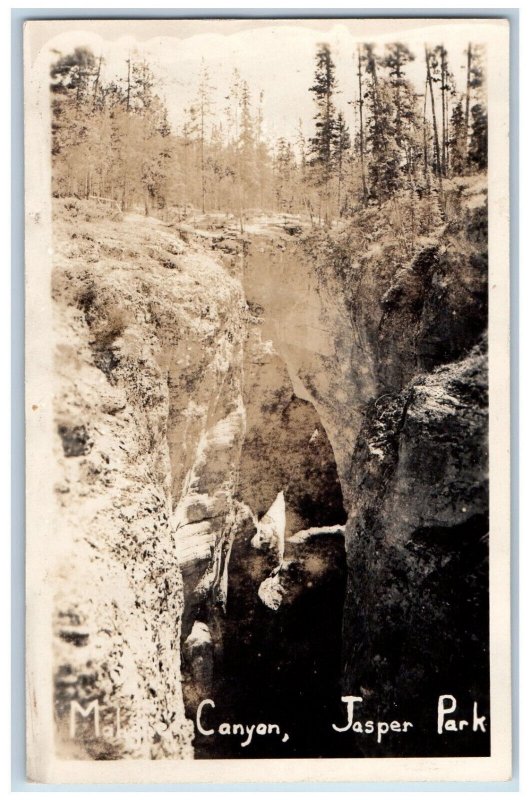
[236,182,489,756]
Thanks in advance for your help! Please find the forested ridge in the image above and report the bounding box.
[50,40,487,226]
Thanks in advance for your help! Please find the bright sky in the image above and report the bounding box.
[31,19,499,144]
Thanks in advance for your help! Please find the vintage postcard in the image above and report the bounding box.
[24,17,511,784]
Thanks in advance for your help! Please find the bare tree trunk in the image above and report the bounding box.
[425,46,443,205]
[357,48,368,203]
[464,43,472,161]
[92,55,102,108]
[441,50,447,176]
[304,197,315,228]
[337,156,342,216]
[444,79,450,175]
[200,103,206,213]
[75,67,84,106]
[126,57,131,112]
[422,79,429,181]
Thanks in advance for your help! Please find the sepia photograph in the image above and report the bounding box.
[23,16,511,784]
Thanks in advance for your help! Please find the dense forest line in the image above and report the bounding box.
[50,40,487,226]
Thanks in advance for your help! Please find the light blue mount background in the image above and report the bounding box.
[11,7,519,792]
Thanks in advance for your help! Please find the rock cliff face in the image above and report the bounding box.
[52,200,246,758]
[342,341,488,755]
[51,175,489,759]
[234,180,489,756]
[242,227,377,489]
[238,324,346,533]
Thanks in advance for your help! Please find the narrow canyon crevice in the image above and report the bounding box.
[181,185,490,758]
[179,236,352,757]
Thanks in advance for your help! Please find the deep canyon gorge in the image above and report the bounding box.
[51,177,489,760]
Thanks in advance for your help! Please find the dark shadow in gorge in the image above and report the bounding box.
[189,390,357,758]
[342,512,490,758]
[193,529,359,759]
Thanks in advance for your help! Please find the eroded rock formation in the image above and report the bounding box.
[52,200,246,758]
[231,180,489,756]
[52,175,489,759]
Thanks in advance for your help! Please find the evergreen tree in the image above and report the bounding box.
[309,43,339,223]
[332,111,351,215]
[273,137,296,212]
[424,45,443,202]
[449,99,467,176]
[468,104,487,171]
[50,47,98,103]
[50,40,487,222]
[466,45,487,172]
[50,47,175,210]
[382,42,421,186]
[355,45,368,203]
[309,44,338,174]
[382,42,414,149]
[195,60,215,212]
[238,80,257,205]
[255,91,270,208]
[363,44,401,202]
